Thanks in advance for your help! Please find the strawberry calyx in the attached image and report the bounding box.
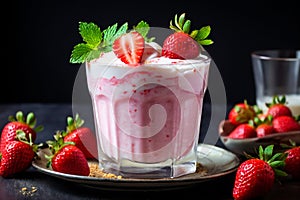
[65,113,84,134]
[253,115,273,127]
[280,139,298,149]
[244,145,288,178]
[45,131,75,168]
[15,130,43,154]
[169,13,213,46]
[229,100,256,125]
[266,95,288,108]
[8,111,44,133]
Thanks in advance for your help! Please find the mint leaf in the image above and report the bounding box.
[134,21,149,39]
[70,22,103,64]
[134,21,155,42]
[70,43,99,63]
[79,22,102,47]
[102,22,128,51]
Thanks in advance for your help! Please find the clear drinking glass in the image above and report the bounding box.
[251,49,300,116]
[85,52,211,178]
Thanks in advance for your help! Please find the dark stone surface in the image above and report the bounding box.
[0,103,299,200]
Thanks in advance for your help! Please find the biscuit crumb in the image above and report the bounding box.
[19,186,38,196]
[196,162,208,176]
[89,163,122,179]
[88,162,207,178]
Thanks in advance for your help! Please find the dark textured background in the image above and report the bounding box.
[5,0,300,105]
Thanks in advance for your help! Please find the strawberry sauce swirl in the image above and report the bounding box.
[89,63,209,163]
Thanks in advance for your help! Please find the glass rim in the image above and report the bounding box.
[87,54,212,67]
[251,49,300,61]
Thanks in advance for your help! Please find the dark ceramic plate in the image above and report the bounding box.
[32,143,239,191]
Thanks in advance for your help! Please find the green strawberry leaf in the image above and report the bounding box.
[196,26,211,40]
[273,168,288,177]
[199,39,214,45]
[263,144,274,161]
[195,26,214,45]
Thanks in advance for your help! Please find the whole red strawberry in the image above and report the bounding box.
[47,131,90,176]
[272,115,300,133]
[253,115,274,137]
[266,95,293,118]
[0,111,43,152]
[228,101,256,125]
[232,145,287,200]
[51,145,90,176]
[0,131,38,178]
[63,114,98,160]
[228,123,256,139]
[162,13,213,59]
[282,140,300,180]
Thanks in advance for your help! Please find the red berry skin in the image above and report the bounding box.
[266,104,292,119]
[51,145,90,176]
[284,147,300,179]
[0,141,35,178]
[162,32,200,59]
[272,116,300,133]
[256,124,274,138]
[233,159,275,200]
[228,124,256,139]
[0,121,36,152]
[228,103,256,125]
[64,127,98,160]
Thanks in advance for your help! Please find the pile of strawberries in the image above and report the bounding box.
[0,111,97,178]
[227,95,300,199]
[227,95,300,139]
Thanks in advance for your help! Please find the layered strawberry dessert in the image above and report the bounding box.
[70,13,213,178]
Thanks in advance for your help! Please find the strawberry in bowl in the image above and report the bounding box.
[219,95,300,155]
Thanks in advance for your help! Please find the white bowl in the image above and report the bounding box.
[218,120,300,155]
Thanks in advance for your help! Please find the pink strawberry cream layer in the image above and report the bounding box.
[86,52,210,163]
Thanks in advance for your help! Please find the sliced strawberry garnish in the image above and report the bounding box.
[112,31,145,66]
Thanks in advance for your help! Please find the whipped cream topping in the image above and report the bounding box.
[87,42,211,80]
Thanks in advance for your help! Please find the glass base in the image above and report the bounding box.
[99,158,197,179]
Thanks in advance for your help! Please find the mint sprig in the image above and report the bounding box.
[70,21,155,64]
[70,22,128,64]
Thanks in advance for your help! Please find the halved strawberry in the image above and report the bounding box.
[112,31,145,66]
